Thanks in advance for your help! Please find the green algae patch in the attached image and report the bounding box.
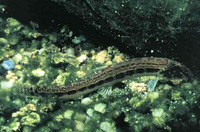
[21,112,41,127]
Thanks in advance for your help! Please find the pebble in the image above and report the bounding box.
[81,97,93,105]
[74,120,84,131]
[100,122,114,132]
[152,108,164,117]
[31,69,45,77]
[64,110,74,119]
[94,103,107,113]
[86,108,94,117]
[2,59,15,70]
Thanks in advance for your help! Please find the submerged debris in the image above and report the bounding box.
[1,59,15,70]
[147,77,159,91]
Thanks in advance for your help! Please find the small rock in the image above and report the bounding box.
[113,55,124,63]
[1,80,14,89]
[8,34,20,45]
[163,84,172,90]
[129,81,146,92]
[74,113,86,122]
[64,110,74,119]
[2,59,15,70]
[100,122,114,132]
[81,97,93,105]
[32,69,45,77]
[77,54,87,63]
[94,103,107,113]
[95,50,109,64]
[86,108,94,117]
[66,47,75,57]
[152,108,164,117]
[13,54,22,64]
[74,120,84,131]
[76,71,86,78]
[182,83,192,89]
[0,38,8,44]
[148,92,159,100]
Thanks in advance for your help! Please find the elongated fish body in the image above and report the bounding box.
[15,57,193,99]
